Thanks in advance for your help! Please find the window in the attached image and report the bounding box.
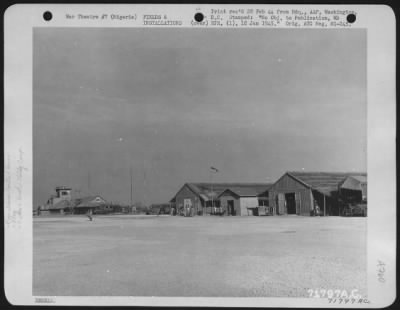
[258,199,269,207]
[61,191,68,196]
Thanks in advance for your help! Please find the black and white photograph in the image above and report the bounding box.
[4,4,396,307]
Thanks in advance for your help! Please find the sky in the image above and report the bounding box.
[33,28,366,206]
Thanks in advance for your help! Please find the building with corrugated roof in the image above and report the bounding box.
[73,195,108,215]
[217,184,272,216]
[268,172,367,216]
[339,175,367,203]
[170,183,271,216]
[41,187,109,215]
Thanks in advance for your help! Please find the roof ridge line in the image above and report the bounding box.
[286,172,312,188]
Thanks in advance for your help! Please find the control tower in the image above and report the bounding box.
[52,186,72,205]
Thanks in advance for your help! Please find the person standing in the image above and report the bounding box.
[314,202,320,217]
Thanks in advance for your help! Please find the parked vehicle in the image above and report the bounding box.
[342,203,367,217]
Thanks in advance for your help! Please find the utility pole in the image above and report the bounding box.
[211,175,214,215]
[209,170,213,215]
[88,171,91,195]
[210,166,219,215]
[130,167,133,214]
[143,170,147,208]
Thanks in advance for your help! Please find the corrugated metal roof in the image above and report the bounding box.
[75,195,107,208]
[175,183,272,201]
[348,175,367,183]
[218,184,272,197]
[340,175,367,191]
[287,172,367,196]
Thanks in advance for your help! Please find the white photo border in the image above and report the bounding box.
[4,4,396,307]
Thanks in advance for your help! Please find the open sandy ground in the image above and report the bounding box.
[33,215,367,297]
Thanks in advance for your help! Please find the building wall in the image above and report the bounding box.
[174,185,204,216]
[219,195,260,216]
[74,207,94,215]
[269,173,313,216]
[239,197,259,216]
[49,209,64,215]
[219,194,240,216]
[342,177,367,201]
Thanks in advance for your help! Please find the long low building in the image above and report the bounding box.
[170,172,367,217]
[73,196,109,215]
[40,186,109,215]
[170,183,272,216]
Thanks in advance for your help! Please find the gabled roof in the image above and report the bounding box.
[347,175,367,184]
[217,188,240,198]
[75,195,107,208]
[287,172,367,196]
[171,182,272,202]
[340,175,367,191]
[218,184,272,198]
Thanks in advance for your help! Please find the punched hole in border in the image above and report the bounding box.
[43,11,52,21]
[346,14,356,23]
[194,12,204,22]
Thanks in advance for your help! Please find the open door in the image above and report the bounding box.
[277,193,285,215]
[227,200,235,216]
[285,193,296,214]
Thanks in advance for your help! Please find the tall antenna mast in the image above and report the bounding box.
[88,171,91,195]
[130,167,133,209]
[143,170,146,207]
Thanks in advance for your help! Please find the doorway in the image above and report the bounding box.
[285,193,296,214]
[252,208,259,216]
[227,200,235,216]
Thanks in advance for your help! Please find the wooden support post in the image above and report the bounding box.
[298,192,302,215]
[323,195,326,216]
[310,190,314,216]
